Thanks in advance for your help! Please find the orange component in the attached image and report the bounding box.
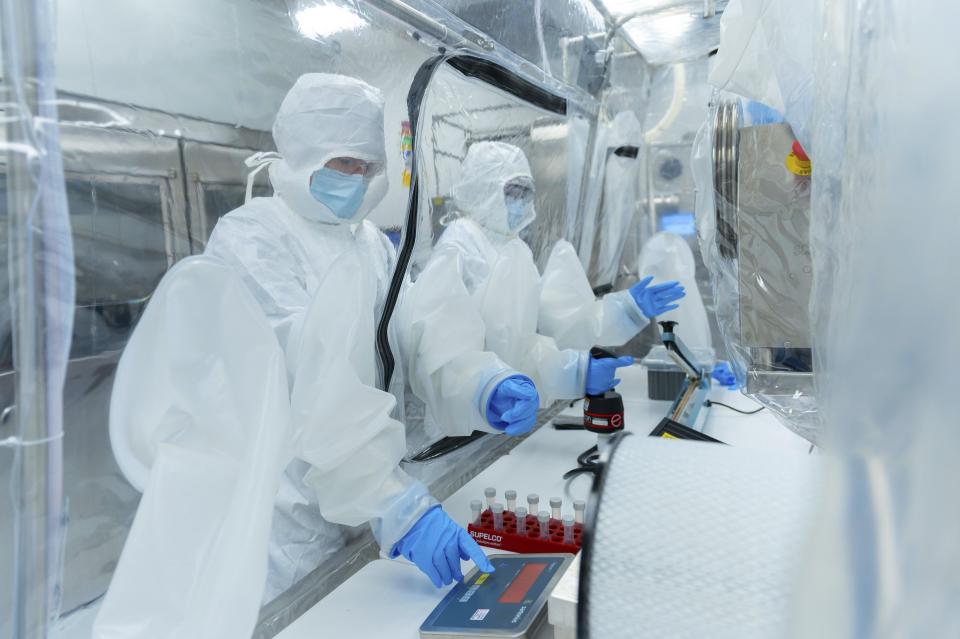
[792,140,809,162]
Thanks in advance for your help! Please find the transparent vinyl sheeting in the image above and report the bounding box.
[1,0,76,636]
[788,0,960,636]
[697,1,960,636]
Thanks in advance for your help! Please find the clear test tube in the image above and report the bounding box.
[538,511,550,540]
[527,493,539,515]
[470,499,482,526]
[505,490,517,512]
[515,506,527,534]
[550,497,562,520]
[574,500,586,524]
[563,514,575,544]
[492,503,505,531]
[484,487,496,509]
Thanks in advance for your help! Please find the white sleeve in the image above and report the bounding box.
[518,334,590,404]
[290,249,434,552]
[434,219,494,295]
[95,257,293,639]
[205,212,312,366]
[392,246,515,436]
[539,240,648,350]
[475,239,590,403]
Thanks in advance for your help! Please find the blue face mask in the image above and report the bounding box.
[505,197,529,230]
[309,167,368,220]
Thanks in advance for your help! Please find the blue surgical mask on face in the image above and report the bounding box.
[505,197,529,230]
[309,167,368,220]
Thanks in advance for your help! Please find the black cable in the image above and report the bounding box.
[406,432,487,462]
[562,466,599,480]
[577,445,599,468]
[552,415,586,430]
[553,423,586,431]
[563,444,600,480]
[704,399,765,415]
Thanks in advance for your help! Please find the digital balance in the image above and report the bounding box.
[419,553,573,638]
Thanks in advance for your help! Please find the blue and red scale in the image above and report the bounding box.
[420,553,574,638]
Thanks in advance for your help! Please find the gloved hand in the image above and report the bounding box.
[711,361,739,389]
[629,275,686,319]
[585,356,634,395]
[487,375,539,436]
[391,506,495,588]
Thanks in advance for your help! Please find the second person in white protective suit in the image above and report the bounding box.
[203,74,537,594]
[433,141,686,403]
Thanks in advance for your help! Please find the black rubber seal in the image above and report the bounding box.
[446,55,567,116]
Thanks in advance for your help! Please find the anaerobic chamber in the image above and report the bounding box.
[0,0,780,637]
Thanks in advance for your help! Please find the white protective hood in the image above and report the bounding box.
[451,141,536,241]
[267,73,388,225]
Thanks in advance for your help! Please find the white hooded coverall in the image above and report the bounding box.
[204,75,519,594]
[100,75,518,638]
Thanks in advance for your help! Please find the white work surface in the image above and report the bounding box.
[276,365,811,639]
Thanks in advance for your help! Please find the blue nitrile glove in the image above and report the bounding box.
[585,356,634,395]
[712,360,738,389]
[629,275,686,319]
[745,100,785,125]
[391,506,495,588]
[486,375,539,436]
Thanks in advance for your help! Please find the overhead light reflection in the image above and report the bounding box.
[601,0,685,17]
[295,4,366,39]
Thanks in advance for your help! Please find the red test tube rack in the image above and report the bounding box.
[468,508,582,554]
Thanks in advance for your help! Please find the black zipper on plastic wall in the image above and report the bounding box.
[375,54,444,390]
[375,53,568,390]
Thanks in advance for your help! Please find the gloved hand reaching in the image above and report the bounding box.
[391,506,495,588]
[711,360,739,389]
[629,275,685,319]
[585,356,634,395]
[487,375,539,436]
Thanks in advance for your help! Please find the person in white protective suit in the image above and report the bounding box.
[434,141,686,403]
[206,74,568,590]
[111,74,568,620]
